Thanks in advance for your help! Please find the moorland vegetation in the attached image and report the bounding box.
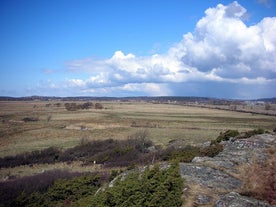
[0,128,271,206]
[0,99,275,206]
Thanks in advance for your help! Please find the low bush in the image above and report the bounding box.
[200,143,223,157]
[160,142,223,162]
[161,145,201,162]
[89,163,184,207]
[60,133,154,167]
[14,173,101,207]
[0,170,84,207]
[1,131,154,168]
[2,164,184,207]
[64,102,94,111]
[22,117,39,122]
[1,128,226,170]
[95,103,103,109]
[59,139,116,162]
[127,130,153,153]
[213,130,240,143]
[238,128,265,139]
[0,147,60,168]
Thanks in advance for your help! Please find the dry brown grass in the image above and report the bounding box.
[0,161,108,181]
[240,147,276,205]
[195,102,276,116]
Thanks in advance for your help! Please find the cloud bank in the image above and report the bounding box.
[47,1,276,98]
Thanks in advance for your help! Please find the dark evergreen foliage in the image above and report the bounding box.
[89,163,184,207]
[13,173,101,207]
[214,129,240,143]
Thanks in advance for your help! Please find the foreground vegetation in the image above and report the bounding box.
[1,163,184,207]
[0,130,224,169]
[241,147,276,205]
[0,100,275,206]
[89,163,183,207]
[0,128,270,206]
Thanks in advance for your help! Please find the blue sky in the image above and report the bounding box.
[0,0,275,98]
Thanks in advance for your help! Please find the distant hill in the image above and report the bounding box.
[0,96,275,103]
[256,97,276,103]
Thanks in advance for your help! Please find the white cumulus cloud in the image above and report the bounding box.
[176,1,276,78]
[57,1,276,98]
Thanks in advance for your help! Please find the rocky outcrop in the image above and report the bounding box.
[179,134,276,207]
[214,192,274,207]
[180,164,241,190]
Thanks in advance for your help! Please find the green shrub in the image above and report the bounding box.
[14,173,101,207]
[89,163,184,207]
[239,128,265,139]
[200,143,223,157]
[109,170,120,182]
[162,145,201,162]
[0,170,84,207]
[214,130,240,143]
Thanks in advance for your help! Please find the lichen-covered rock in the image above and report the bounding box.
[214,192,274,207]
[180,134,276,206]
[179,163,241,190]
[192,134,276,175]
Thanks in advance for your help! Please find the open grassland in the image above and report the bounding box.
[1,100,275,207]
[0,100,275,158]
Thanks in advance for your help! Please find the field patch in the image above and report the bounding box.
[65,123,123,131]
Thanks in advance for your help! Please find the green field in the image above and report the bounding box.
[1,100,275,158]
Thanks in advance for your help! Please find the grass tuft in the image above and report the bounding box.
[240,147,276,205]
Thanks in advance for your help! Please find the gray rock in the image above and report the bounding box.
[195,194,213,205]
[191,134,276,175]
[181,134,276,206]
[214,192,274,207]
[201,141,211,148]
[179,163,241,190]
[192,156,235,169]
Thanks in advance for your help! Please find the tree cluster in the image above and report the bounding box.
[64,102,103,111]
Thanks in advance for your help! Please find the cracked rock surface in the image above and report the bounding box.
[179,134,276,207]
[180,164,241,190]
[214,192,274,207]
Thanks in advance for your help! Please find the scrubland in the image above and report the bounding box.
[0,100,275,206]
[1,101,275,157]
